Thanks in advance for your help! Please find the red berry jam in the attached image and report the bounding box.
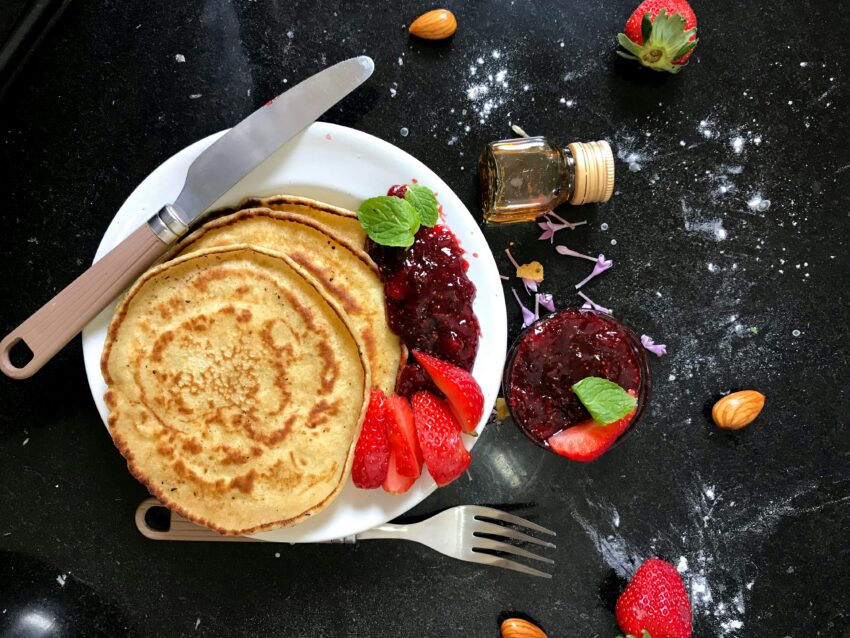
[504,309,650,447]
[386,184,408,198]
[368,224,479,397]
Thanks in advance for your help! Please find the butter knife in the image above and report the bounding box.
[0,55,374,379]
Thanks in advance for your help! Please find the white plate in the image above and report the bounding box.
[82,122,507,542]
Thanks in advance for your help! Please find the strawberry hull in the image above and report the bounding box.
[618,0,698,73]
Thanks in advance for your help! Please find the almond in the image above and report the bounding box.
[409,9,457,40]
[712,390,765,430]
[500,618,547,638]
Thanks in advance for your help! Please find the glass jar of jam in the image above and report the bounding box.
[502,308,651,458]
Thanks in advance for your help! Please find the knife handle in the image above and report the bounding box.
[0,223,166,379]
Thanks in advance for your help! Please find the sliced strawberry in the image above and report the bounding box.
[411,391,471,487]
[352,389,391,489]
[382,446,417,494]
[411,350,484,434]
[385,394,423,479]
[547,409,636,462]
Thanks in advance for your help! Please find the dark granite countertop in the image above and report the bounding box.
[2,1,849,636]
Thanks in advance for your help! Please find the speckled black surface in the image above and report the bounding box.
[2,1,849,636]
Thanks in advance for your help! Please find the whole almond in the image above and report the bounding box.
[712,390,765,430]
[500,618,547,638]
[409,9,457,40]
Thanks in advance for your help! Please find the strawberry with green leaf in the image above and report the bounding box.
[618,0,698,73]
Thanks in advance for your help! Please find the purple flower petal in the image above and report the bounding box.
[537,293,556,312]
[575,254,614,289]
[538,228,555,242]
[522,278,539,293]
[577,291,612,314]
[537,216,586,243]
[512,288,538,327]
[546,211,587,230]
[555,244,598,262]
[641,334,668,357]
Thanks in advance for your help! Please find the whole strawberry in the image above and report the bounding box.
[615,558,692,638]
[618,0,698,73]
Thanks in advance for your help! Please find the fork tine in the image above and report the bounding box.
[472,538,555,564]
[472,521,556,548]
[465,552,553,579]
[467,506,556,536]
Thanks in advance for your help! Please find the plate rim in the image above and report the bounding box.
[81,122,507,542]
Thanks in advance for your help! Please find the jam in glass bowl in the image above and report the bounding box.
[502,308,651,457]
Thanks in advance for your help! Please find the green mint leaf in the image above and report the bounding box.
[404,183,439,227]
[357,196,420,248]
[572,377,637,426]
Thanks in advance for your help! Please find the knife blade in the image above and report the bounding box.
[0,55,374,380]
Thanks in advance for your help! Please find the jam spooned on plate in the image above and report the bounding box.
[503,308,650,458]
[367,185,480,397]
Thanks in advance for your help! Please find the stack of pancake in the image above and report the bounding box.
[101,196,403,535]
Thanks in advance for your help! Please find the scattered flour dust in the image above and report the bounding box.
[465,49,513,124]
[572,510,642,579]
[569,477,832,636]
[747,193,772,212]
[681,200,729,241]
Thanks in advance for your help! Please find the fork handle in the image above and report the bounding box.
[135,498,357,543]
[355,523,411,540]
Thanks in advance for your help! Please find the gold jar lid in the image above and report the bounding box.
[567,140,615,205]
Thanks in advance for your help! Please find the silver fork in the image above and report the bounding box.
[352,505,557,578]
[136,499,557,578]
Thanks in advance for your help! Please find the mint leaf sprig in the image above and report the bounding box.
[403,183,439,227]
[357,183,439,247]
[572,376,637,425]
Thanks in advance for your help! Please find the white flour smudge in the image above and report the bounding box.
[731,136,745,154]
[747,193,771,212]
[681,200,729,241]
[573,510,642,579]
[464,49,514,124]
[698,119,716,139]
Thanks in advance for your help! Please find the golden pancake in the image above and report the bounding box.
[239,194,366,247]
[171,207,402,395]
[101,245,369,535]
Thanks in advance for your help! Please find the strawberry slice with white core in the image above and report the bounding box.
[352,389,391,489]
[382,446,417,494]
[385,394,423,479]
[547,409,636,462]
[411,391,471,487]
[411,350,484,434]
